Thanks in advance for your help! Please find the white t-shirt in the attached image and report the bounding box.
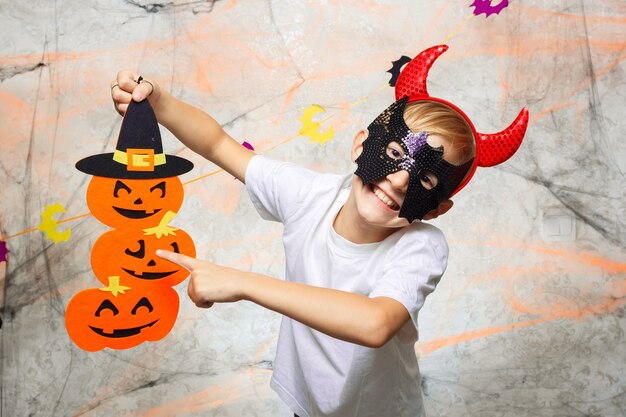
[245,155,448,417]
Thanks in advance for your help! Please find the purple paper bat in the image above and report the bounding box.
[470,0,509,17]
[0,240,8,263]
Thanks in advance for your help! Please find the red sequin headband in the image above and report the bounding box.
[395,45,529,196]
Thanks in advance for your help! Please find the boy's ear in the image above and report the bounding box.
[422,200,454,221]
[351,129,369,163]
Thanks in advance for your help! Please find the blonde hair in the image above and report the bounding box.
[403,100,475,163]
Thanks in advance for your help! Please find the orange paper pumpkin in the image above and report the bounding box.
[86,176,184,229]
[65,277,179,352]
[91,228,196,287]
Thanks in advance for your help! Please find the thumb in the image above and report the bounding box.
[132,76,159,103]
[156,250,200,272]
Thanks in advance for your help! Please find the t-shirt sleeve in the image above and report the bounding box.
[369,225,448,327]
[244,155,318,224]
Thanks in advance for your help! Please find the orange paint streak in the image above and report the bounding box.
[0,89,33,151]
[202,230,282,252]
[568,51,626,100]
[133,375,247,417]
[342,0,393,13]
[531,102,580,121]
[418,316,554,357]
[416,3,450,46]
[448,265,545,302]
[417,286,626,357]
[222,0,238,10]
[248,333,279,375]
[194,67,214,94]
[431,238,625,338]
[272,81,302,127]
[529,245,626,273]
[451,238,626,273]
[521,5,626,24]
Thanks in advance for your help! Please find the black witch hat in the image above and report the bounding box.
[76,99,193,179]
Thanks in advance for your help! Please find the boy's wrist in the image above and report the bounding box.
[150,89,170,124]
[238,270,262,302]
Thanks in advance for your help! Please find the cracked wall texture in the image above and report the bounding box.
[1,1,625,416]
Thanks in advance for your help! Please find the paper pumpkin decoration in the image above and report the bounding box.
[70,98,194,351]
[91,226,196,287]
[85,176,185,229]
[65,277,179,352]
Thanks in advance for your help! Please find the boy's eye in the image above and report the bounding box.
[385,142,405,160]
[419,170,438,190]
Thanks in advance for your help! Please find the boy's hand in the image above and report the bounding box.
[110,70,162,116]
[156,250,245,309]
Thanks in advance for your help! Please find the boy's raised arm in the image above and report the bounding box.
[111,71,255,183]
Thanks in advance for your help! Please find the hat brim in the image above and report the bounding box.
[75,153,194,179]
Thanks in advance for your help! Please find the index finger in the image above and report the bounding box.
[156,250,200,271]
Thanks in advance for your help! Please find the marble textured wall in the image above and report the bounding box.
[1,1,624,416]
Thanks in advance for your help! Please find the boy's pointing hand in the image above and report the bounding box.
[156,250,246,309]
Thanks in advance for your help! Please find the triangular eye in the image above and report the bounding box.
[125,240,145,259]
[95,299,119,316]
[171,242,180,253]
[113,180,132,198]
[150,181,166,198]
[131,297,154,315]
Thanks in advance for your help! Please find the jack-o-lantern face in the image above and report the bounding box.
[86,176,184,229]
[91,228,196,287]
[65,278,179,352]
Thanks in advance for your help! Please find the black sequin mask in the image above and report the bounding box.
[355,98,474,222]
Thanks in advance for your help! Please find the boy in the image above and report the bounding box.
[110,45,527,416]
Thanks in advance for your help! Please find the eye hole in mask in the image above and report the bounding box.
[385,142,406,160]
[417,169,438,190]
[385,141,439,190]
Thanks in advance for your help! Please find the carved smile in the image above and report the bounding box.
[122,268,177,280]
[112,207,162,219]
[89,320,159,338]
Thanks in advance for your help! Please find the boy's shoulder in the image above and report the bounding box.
[251,155,350,194]
[246,155,350,223]
[390,221,449,260]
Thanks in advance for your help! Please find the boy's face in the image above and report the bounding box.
[354,99,473,222]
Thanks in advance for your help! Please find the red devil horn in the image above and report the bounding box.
[476,108,529,167]
[395,45,448,101]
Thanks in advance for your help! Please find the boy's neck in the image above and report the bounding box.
[333,204,396,245]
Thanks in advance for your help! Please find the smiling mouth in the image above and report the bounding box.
[89,320,158,338]
[113,207,162,219]
[122,268,177,280]
[370,185,400,211]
